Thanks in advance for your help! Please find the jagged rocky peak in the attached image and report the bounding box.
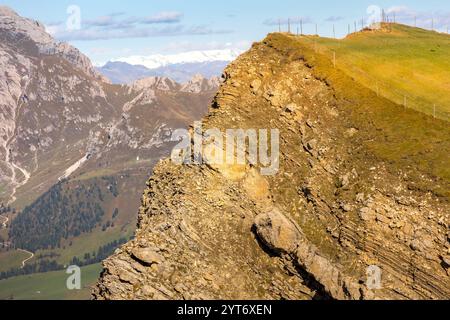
[129,76,180,92]
[181,74,221,93]
[0,5,15,15]
[128,75,220,93]
[0,6,53,45]
[0,5,106,81]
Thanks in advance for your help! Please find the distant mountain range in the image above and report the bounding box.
[111,49,242,69]
[97,60,230,84]
[96,49,242,84]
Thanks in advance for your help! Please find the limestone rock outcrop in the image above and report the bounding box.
[94,34,450,300]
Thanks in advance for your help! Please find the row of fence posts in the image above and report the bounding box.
[325,47,441,120]
[277,16,446,120]
[278,17,449,39]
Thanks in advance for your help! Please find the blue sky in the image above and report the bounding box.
[2,0,449,64]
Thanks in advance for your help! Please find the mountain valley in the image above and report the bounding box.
[0,6,219,294]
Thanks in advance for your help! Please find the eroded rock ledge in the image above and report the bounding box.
[93,34,450,300]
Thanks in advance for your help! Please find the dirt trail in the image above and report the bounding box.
[0,238,34,269]
[17,248,34,268]
[0,215,9,228]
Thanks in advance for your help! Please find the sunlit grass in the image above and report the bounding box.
[0,250,30,273]
[301,23,450,120]
[265,30,450,198]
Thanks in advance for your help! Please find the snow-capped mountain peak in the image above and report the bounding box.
[110,49,243,70]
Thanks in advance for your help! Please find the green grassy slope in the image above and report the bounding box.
[265,31,450,199]
[34,223,135,265]
[301,23,450,120]
[0,250,29,273]
[0,173,138,281]
[0,263,102,300]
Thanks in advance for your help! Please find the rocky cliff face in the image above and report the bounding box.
[0,6,105,81]
[94,34,450,300]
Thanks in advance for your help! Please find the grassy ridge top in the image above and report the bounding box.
[264,31,450,199]
[302,23,450,120]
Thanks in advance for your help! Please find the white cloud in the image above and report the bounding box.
[325,16,345,22]
[44,11,232,41]
[46,24,233,41]
[84,11,183,28]
[140,12,184,24]
[386,6,450,30]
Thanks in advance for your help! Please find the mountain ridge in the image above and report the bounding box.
[0,5,106,81]
[94,31,450,300]
[0,5,219,209]
[0,6,219,283]
[97,61,229,84]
